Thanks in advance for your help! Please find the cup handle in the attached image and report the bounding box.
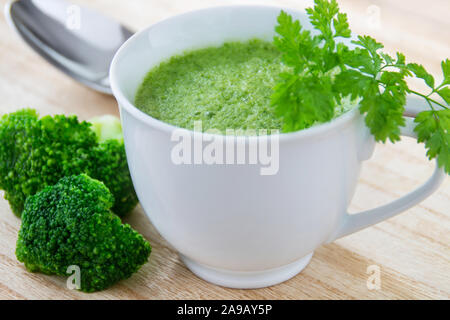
[327,116,446,242]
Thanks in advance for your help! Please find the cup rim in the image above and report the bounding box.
[110,4,361,142]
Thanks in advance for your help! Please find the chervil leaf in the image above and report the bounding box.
[271,72,299,117]
[334,69,371,100]
[275,11,302,47]
[396,52,406,66]
[415,111,437,142]
[306,0,339,41]
[342,47,378,76]
[272,73,336,132]
[414,110,450,173]
[272,1,449,175]
[442,59,450,85]
[354,35,383,52]
[437,87,450,105]
[380,52,393,65]
[351,36,383,71]
[407,63,435,88]
[272,2,346,132]
[333,12,351,38]
[274,11,316,70]
[358,78,406,143]
[361,97,403,142]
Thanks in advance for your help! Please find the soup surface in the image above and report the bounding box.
[135,39,353,132]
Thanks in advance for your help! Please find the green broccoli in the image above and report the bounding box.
[16,174,151,293]
[90,115,124,143]
[0,109,138,217]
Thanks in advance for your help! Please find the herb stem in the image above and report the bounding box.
[380,64,398,71]
[409,90,448,110]
[435,83,445,92]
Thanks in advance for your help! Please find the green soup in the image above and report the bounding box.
[135,39,353,132]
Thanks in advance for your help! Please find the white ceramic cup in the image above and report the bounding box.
[110,5,446,289]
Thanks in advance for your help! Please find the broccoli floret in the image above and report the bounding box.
[16,174,151,293]
[90,115,124,143]
[92,139,138,216]
[89,115,138,216]
[0,109,138,217]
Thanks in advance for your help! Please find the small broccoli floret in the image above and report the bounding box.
[92,139,138,216]
[0,109,137,217]
[88,115,138,215]
[90,115,124,143]
[16,174,151,293]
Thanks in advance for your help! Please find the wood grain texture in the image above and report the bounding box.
[0,0,448,300]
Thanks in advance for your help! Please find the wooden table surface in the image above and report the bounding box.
[0,0,449,300]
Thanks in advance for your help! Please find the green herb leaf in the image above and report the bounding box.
[272,0,449,173]
[414,110,450,173]
[437,87,450,105]
[441,59,450,85]
[396,54,407,69]
[407,63,435,89]
[351,36,383,71]
[333,12,351,38]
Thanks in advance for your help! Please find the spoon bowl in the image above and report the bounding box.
[4,0,133,94]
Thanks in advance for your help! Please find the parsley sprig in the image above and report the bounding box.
[272,0,449,174]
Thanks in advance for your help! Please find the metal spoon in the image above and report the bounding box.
[4,0,133,94]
